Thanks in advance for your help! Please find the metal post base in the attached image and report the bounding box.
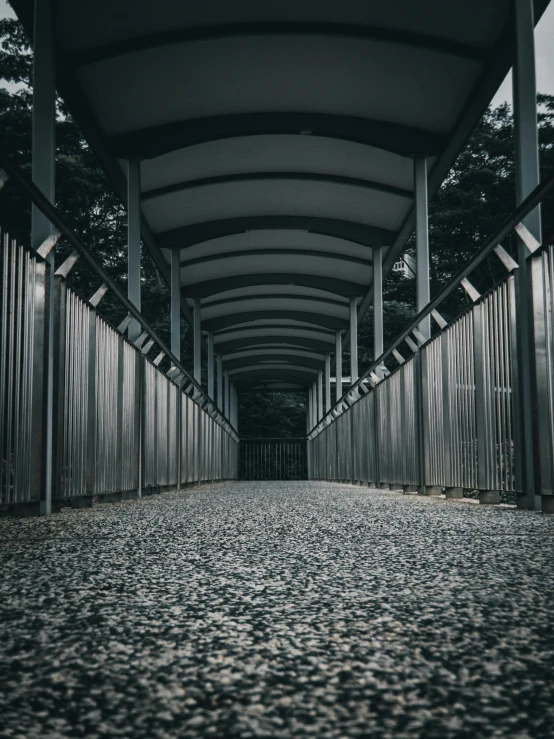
[541,496,554,514]
[69,495,94,509]
[98,491,123,503]
[478,490,500,505]
[389,485,403,491]
[445,487,463,500]
[403,485,418,493]
[379,483,390,490]
[11,500,42,517]
[419,486,442,496]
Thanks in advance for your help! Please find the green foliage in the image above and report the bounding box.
[1,17,554,433]
[238,392,306,438]
[0,18,187,362]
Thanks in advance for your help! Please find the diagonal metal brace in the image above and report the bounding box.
[514,222,541,254]
[36,229,61,259]
[412,328,427,345]
[54,249,80,278]
[493,244,519,272]
[141,339,155,355]
[117,314,132,334]
[393,348,405,364]
[460,277,481,302]
[431,309,447,329]
[89,283,109,307]
[405,336,418,353]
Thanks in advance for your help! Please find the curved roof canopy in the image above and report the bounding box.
[13,0,550,390]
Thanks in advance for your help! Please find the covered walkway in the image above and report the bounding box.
[2,481,554,738]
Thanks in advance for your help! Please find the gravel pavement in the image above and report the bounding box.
[1,481,554,738]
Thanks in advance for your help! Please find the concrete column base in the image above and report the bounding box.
[9,500,63,516]
[11,500,41,517]
[379,483,390,490]
[367,482,376,488]
[541,496,554,514]
[121,490,140,500]
[389,485,403,491]
[478,490,500,505]
[403,485,418,493]
[419,486,442,496]
[445,487,463,500]
[69,495,94,509]
[98,491,123,503]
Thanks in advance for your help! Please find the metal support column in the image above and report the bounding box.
[307,389,312,433]
[374,247,384,377]
[194,298,202,389]
[349,297,358,386]
[224,371,230,421]
[513,0,541,511]
[317,371,323,421]
[335,330,342,403]
[207,332,214,400]
[217,354,223,410]
[32,0,55,515]
[170,250,181,361]
[414,155,431,341]
[324,354,331,413]
[127,160,141,343]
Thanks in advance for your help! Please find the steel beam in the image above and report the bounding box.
[373,246,384,378]
[224,370,230,420]
[208,332,215,400]
[317,371,323,421]
[170,249,181,360]
[349,297,358,385]
[194,298,202,388]
[335,330,342,403]
[127,159,141,342]
[32,0,55,515]
[513,0,541,510]
[414,155,431,341]
[325,354,331,412]
[217,354,223,411]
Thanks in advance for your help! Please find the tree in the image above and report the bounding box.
[0,18,196,370]
[2,17,553,433]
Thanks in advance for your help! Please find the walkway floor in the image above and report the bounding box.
[1,482,554,738]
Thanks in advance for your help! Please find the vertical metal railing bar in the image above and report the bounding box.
[17,249,28,499]
[495,286,505,489]
[0,235,8,499]
[5,239,16,503]
[12,243,22,501]
[505,280,515,489]
[546,249,554,485]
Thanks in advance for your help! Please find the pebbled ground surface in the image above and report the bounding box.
[1,481,554,739]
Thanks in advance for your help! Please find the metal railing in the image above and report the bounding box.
[308,174,554,506]
[239,438,307,480]
[0,155,239,511]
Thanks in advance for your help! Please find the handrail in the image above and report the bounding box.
[0,149,239,440]
[309,172,554,437]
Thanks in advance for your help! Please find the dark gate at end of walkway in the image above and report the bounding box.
[240,439,307,481]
